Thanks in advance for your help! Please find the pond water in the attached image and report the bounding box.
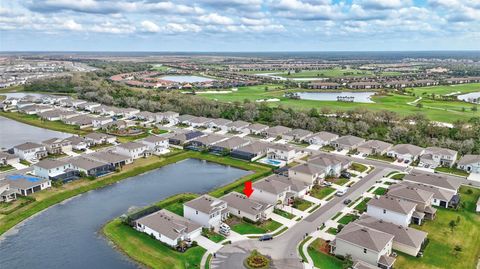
[295,91,376,103]
[0,92,45,99]
[160,75,214,83]
[0,116,71,149]
[0,158,249,269]
[457,92,480,103]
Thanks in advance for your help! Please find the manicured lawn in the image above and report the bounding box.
[408,83,480,96]
[351,163,368,173]
[103,219,205,269]
[310,186,336,200]
[326,227,338,235]
[395,186,480,269]
[321,145,335,152]
[337,214,359,225]
[332,178,350,186]
[298,236,312,262]
[368,154,395,162]
[19,159,31,166]
[202,228,225,243]
[274,208,295,219]
[152,128,169,135]
[229,218,282,235]
[354,197,371,213]
[391,173,406,180]
[434,167,469,177]
[89,143,113,150]
[307,239,349,269]
[385,171,401,177]
[292,197,313,211]
[373,187,388,195]
[0,165,14,172]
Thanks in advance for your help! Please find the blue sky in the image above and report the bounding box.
[1,0,479,51]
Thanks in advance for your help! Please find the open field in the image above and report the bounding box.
[408,83,480,96]
[395,186,480,269]
[200,84,480,122]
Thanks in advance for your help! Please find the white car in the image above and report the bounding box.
[219,223,231,236]
[335,189,347,197]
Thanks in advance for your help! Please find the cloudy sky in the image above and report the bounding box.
[1,0,479,51]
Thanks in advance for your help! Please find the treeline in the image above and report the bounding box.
[83,61,153,77]
[24,75,480,154]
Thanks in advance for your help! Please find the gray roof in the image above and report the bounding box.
[135,209,201,241]
[0,152,17,160]
[387,185,434,204]
[308,131,338,142]
[84,132,115,140]
[117,142,146,150]
[390,144,424,156]
[308,153,348,169]
[399,181,455,202]
[367,195,417,215]
[5,174,50,190]
[356,215,427,250]
[265,125,292,136]
[14,142,44,151]
[458,154,480,165]
[352,261,380,269]
[264,174,310,193]
[178,114,195,122]
[70,156,109,170]
[284,128,313,138]
[34,159,68,170]
[289,163,325,176]
[227,120,250,129]
[336,222,394,252]
[88,151,131,164]
[403,173,461,191]
[334,135,365,147]
[191,134,226,146]
[66,115,94,125]
[213,137,249,150]
[221,192,272,215]
[268,143,295,152]
[143,135,168,143]
[423,147,457,157]
[253,177,291,195]
[189,116,211,124]
[184,195,226,215]
[210,118,232,126]
[247,123,269,132]
[358,140,393,152]
[64,136,86,145]
[234,141,270,154]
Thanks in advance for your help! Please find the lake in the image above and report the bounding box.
[0,158,249,269]
[0,116,71,149]
[295,91,376,103]
[457,92,480,103]
[160,75,214,83]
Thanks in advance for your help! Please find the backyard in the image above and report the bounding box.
[310,186,336,200]
[225,216,282,235]
[307,238,351,269]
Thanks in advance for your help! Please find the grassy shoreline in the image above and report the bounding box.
[0,150,272,235]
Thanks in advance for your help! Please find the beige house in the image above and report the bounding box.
[220,192,273,222]
[357,140,393,156]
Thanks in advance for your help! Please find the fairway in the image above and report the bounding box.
[199,84,480,123]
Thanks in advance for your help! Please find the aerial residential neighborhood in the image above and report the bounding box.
[1,1,480,269]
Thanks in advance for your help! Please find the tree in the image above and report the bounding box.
[449,220,457,232]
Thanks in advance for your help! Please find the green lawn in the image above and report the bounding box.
[328,177,350,186]
[368,154,395,163]
[326,227,338,235]
[307,239,349,269]
[311,186,336,200]
[161,194,197,217]
[202,228,225,243]
[391,173,406,180]
[292,197,313,211]
[395,186,480,269]
[200,84,480,123]
[434,167,469,177]
[230,218,282,235]
[408,83,480,96]
[19,159,31,166]
[351,163,368,173]
[0,165,14,172]
[373,187,388,195]
[103,219,205,269]
[274,208,295,219]
[354,197,371,213]
[298,236,312,262]
[337,214,359,225]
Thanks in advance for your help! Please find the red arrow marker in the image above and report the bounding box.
[243,181,254,198]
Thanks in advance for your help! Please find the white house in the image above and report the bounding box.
[33,159,73,179]
[92,117,113,129]
[288,163,325,185]
[267,144,297,162]
[387,144,424,163]
[282,129,313,142]
[458,155,480,174]
[366,196,417,227]
[5,174,52,196]
[13,142,48,161]
[156,111,179,124]
[331,135,365,151]
[251,178,291,205]
[84,133,116,146]
[140,136,169,155]
[419,147,458,168]
[134,209,202,247]
[183,195,228,228]
[115,142,149,159]
[208,118,232,132]
[246,123,269,135]
[226,120,250,133]
[221,192,274,222]
[306,131,339,146]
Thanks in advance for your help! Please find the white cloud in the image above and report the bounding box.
[198,13,235,25]
[63,19,83,31]
[141,20,160,33]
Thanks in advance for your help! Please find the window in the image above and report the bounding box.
[363,248,367,254]
[196,210,198,215]
[383,209,386,214]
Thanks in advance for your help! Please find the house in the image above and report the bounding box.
[230,141,270,161]
[141,136,169,155]
[457,155,480,174]
[387,144,424,163]
[63,115,94,128]
[42,138,72,155]
[185,134,227,151]
[282,129,313,142]
[210,137,250,154]
[168,131,205,146]
[267,144,298,162]
[18,104,53,115]
[0,181,17,202]
[387,185,436,224]
[348,81,382,89]
[263,125,292,138]
[307,153,352,177]
[177,114,196,125]
[63,136,88,151]
[246,123,269,135]
[84,133,116,146]
[92,117,113,129]
[330,222,396,269]
[134,209,202,247]
[33,159,78,182]
[419,147,458,168]
[4,174,51,196]
[70,156,113,177]
[357,140,393,156]
[403,173,461,193]
[309,82,341,89]
[188,116,212,128]
[220,192,274,223]
[77,102,101,111]
[0,152,20,167]
[399,181,457,209]
[100,120,129,131]
[156,111,179,124]
[367,196,417,227]
[183,195,228,228]
[135,111,156,122]
[208,118,232,132]
[306,132,339,146]
[288,163,325,185]
[13,142,48,160]
[265,174,312,198]
[87,151,133,168]
[355,215,428,257]
[331,135,365,151]
[115,142,149,159]
[226,120,250,133]
[251,177,292,205]
[38,109,77,121]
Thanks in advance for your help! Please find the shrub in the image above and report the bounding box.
[244,250,270,269]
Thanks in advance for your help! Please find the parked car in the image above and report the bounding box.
[219,223,231,236]
[404,160,410,164]
[341,171,351,179]
[259,234,273,241]
[336,189,347,197]
[343,199,352,205]
[322,181,332,187]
